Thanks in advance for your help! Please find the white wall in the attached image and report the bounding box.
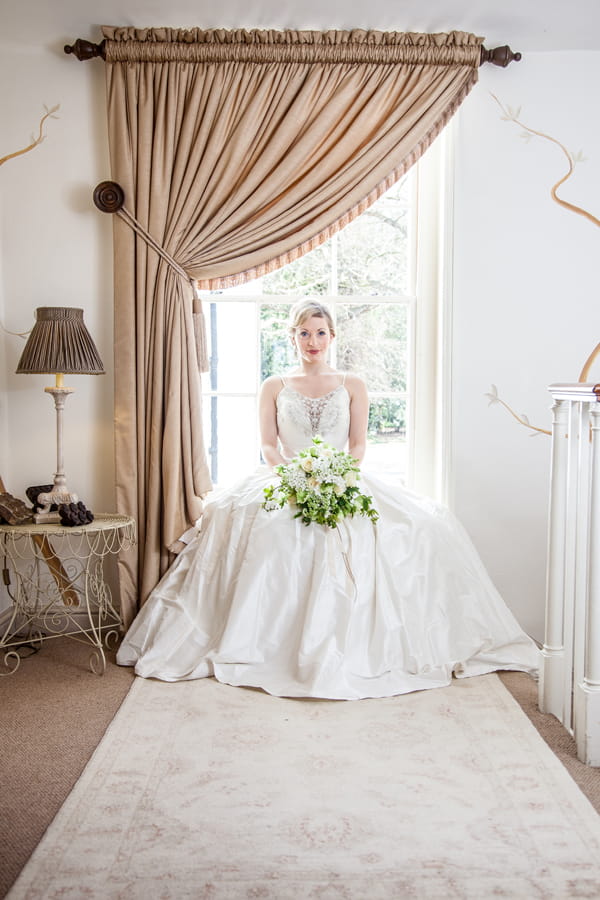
[1,35,598,638]
[0,40,115,611]
[452,52,600,641]
[0,43,114,500]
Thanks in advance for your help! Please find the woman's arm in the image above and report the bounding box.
[346,374,369,463]
[259,376,286,467]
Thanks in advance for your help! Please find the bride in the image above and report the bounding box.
[117,300,539,698]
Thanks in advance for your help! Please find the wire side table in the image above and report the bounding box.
[0,514,136,676]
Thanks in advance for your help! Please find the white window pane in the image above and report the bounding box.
[337,179,411,297]
[259,303,294,380]
[366,396,408,483]
[199,165,425,489]
[203,396,259,487]
[335,304,409,392]
[364,433,408,484]
[203,301,258,393]
[261,245,332,295]
[368,397,407,438]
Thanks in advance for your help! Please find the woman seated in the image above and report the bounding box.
[117,300,539,699]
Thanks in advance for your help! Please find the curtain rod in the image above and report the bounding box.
[64,38,521,67]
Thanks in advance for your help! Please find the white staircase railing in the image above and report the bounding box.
[540,383,600,766]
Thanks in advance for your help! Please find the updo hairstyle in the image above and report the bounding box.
[287,300,336,339]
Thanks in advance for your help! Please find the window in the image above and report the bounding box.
[200,132,452,497]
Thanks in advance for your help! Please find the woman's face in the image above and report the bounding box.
[293,316,333,363]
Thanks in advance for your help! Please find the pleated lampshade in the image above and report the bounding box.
[16,307,105,375]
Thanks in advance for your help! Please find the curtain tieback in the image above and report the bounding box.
[93,180,209,372]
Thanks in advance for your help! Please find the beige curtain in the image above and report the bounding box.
[102,27,483,623]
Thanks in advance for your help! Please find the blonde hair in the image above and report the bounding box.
[288,300,335,338]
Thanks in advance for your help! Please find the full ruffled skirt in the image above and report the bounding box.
[117,469,539,699]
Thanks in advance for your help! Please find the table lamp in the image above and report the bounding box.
[16,307,105,523]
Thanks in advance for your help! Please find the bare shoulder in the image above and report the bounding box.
[343,372,368,398]
[260,374,284,400]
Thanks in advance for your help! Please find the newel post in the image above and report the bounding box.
[539,396,569,719]
[574,404,600,765]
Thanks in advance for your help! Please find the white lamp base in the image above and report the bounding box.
[34,489,79,524]
[33,383,78,523]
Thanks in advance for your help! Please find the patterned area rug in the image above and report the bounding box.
[9,673,600,899]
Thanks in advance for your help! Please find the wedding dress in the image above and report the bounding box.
[117,379,539,698]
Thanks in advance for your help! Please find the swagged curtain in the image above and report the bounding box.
[101,26,483,623]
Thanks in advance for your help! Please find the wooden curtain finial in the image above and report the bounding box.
[64,39,106,61]
[480,45,522,67]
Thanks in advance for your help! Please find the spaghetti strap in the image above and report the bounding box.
[280,375,287,387]
[341,372,347,386]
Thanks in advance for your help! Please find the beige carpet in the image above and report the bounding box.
[7,672,600,899]
[499,670,600,809]
[0,639,134,898]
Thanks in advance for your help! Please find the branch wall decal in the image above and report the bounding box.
[0,103,60,168]
[487,96,599,437]
[0,103,60,341]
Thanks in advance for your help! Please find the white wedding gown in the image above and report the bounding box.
[117,380,539,698]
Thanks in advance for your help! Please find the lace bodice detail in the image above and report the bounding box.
[276,383,350,460]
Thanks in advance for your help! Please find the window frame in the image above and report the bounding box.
[200,126,453,501]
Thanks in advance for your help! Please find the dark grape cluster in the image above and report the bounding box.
[58,501,94,527]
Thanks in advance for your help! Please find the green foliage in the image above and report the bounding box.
[263,437,379,529]
[260,304,293,382]
[368,398,406,437]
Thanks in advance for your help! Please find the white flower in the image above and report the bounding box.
[262,437,378,528]
[286,469,308,490]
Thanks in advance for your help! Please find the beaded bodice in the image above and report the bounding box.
[276,382,350,460]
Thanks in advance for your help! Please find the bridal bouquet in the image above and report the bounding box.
[262,437,379,529]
